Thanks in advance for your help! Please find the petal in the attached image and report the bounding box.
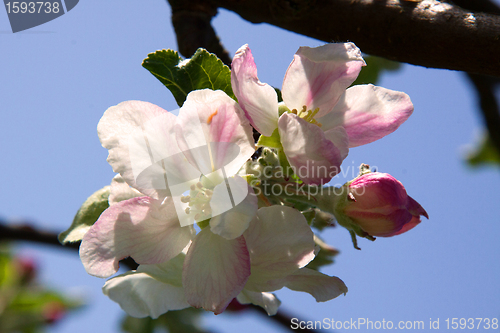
[102,254,189,319]
[80,196,194,278]
[108,174,142,206]
[210,176,258,239]
[389,196,428,236]
[390,215,421,236]
[278,113,343,185]
[231,45,279,136]
[237,290,281,316]
[282,43,365,118]
[323,126,349,161]
[98,101,199,201]
[183,228,251,314]
[175,89,255,177]
[407,195,429,219]
[318,85,414,147]
[243,206,316,292]
[284,268,347,302]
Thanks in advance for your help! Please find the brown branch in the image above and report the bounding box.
[167,0,232,66]
[204,0,500,77]
[0,221,138,269]
[0,221,319,332]
[0,222,80,250]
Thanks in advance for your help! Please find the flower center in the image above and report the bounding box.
[180,182,214,221]
[291,106,322,127]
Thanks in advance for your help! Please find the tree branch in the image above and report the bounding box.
[167,0,232,66]
[206,0,500,77]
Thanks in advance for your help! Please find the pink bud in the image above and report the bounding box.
[14,257,37,284]
[43,301,66,324]
[340,172,428,237]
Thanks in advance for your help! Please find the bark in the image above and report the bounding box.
[203,0,500,77]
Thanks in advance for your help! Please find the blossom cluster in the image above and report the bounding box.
[78,43,427,318]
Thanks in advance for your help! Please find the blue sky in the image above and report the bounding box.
[1,1,499,332]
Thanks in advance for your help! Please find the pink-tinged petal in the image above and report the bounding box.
[102,254,189,319]
[210,176,258,240]
[390,215,421,236]
[237,290,281,316]
[390,196,428,236]
[175,89,255,177]
[320,84,414,148]
[79,196,194,278]
[231,45,279,136]
[98,101,199,201]
[243,206,316,292]
[407,195,429,219]
[282,43,365,118]
[284,268,347,302]
[323,126,349,161]
[278,113,343,185]
[183,228,250,314]
[108,174,142,206]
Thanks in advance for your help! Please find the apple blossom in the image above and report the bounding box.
[80,89,262,313]
[231,43,414,185]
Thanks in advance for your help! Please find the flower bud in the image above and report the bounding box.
[335,172,428,239]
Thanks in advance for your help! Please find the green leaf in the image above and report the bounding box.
[466,135,500,168]
[142,48,234,107]
[352,56,402,86]
[58,186,110,244]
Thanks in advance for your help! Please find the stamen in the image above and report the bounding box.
[298,106,307,117]
[207,109,218,124]
[185,207,191,214]
[294,105,322,127]
[310,108,320,118]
